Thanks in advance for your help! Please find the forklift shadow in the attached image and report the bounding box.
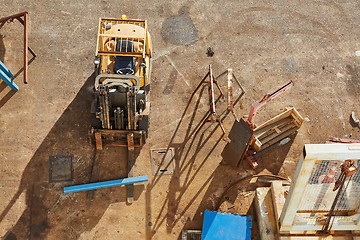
[0,82,16,108]
[1,72,143,240]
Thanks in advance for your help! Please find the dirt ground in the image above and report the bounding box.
[1,1,360,239]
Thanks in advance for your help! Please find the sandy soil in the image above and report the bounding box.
[1,1,360,239]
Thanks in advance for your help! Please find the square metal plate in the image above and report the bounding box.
[49,154,74,183]
[150,148,175,176]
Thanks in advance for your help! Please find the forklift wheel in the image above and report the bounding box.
[91,117,102,129]
[139,115,150,138]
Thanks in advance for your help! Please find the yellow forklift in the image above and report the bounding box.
[89,15,152,203]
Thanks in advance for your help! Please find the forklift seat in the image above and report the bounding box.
[114,40,135,75]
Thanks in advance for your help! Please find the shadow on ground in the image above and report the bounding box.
[145,74,293,238]
[1,72,144,240]
[0,34,5,62]
[0,35,16,109]
[0,82,16,109]
[145,71,250,239]
[181,135,294,235]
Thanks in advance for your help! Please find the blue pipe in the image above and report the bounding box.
[0,68,18,91]
[64,176,148,194]
[0,60,14,78]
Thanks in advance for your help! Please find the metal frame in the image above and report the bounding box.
[96,17,147,58]
[194,65,245,135]
[212,66,245,118]
[0,60,18,91]
[280,144,360,233]
[0,12,36,84]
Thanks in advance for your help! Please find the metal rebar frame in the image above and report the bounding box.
[212,67,245,120]
[0,11,36,84]
[193,65,245,136]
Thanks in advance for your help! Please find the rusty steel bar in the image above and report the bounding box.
[208,65,216,114]
[297,209,356,213]
[278,233,360,237]
[0,12,30,84]
[93,129,144,135]
[247,80,293,127]
[23,12,28,84]
[227,69,234,110]
[329,137,360,143]
[0,11,28,23]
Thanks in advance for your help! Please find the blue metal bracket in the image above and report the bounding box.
[0,60,18,91]
[64,175,148,194]
[0,60,14,78]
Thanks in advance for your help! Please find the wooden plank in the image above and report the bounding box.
[271,181,289,233]
[254,117,293,139]
[255,187,276,240]
[94,132,103,150]
[23,12,28,84]
[227,69,234,110]
[259,123,296,144]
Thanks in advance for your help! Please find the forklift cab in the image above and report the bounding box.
[114,40,135,75]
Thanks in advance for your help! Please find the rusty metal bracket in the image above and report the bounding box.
[329,137,360,143]
[247,80,293,128]
[0,12,36,84]
[215,68,245,120]
[92,129,145,148]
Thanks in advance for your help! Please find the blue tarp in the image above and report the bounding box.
[202,210,252,240]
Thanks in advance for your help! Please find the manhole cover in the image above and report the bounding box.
[150,148,175,175]
[49,154,74,182]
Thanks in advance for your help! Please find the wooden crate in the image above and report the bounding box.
[252,107,303,152]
